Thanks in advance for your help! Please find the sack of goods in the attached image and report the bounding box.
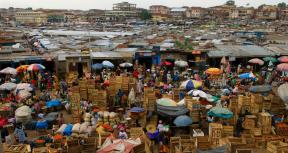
[15,106,32,124]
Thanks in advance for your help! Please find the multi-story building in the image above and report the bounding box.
[15,10,47,25]
[186,7,206,19]
[255,5,278,20]
[105,2,137,21]
[170,7,187,19]
[87,9,105,22]
[210,4,236,20]
[279,8,288,20]
[230,7,254,20]
[149,5,170,21]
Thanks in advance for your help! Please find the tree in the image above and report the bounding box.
[175,38,194,51]
[278,2,287,9]
[226,0,235,6]
[139,10,152,20]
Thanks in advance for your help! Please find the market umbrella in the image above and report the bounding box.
[92,63,103,70]
[277,63,288,72]
[205,68,222,75]
[97,137,141,153]
[129,107,144,113]
[0,82,16,91]
[173,115,193,127]
[238,72,255,79]
[278,83,288,103]
[180,80,202,90]
[16,83,34,91]
[187,90,207,98]
[248,58,264,65]
[0,67,17,75]
[27,64,45,71]
[278,56,288,63]
[16,90,32,101]
[207,103,233,119]
[249,85,272,93]
[160,61,172,66]
[119,62,133,68]
[263,57,278,63]
[16,65,29,73]
[174,60,188,67]
[156,98,177,106]
[102,60,114,68]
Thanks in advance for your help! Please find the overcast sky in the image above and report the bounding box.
[1,0,287,10]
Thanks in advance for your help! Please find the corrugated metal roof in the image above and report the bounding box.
[90,51,132,59]
[208,45,276,58]
[266,45,288,56]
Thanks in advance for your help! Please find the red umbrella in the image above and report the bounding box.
[161,61,172,66]
[277,63,288,72]
[278,56,288,63]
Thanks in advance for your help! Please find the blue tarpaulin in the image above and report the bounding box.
[46,99,61,108]
[63,124,73,136]
[36,120,48,129]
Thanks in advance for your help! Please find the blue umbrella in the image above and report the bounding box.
[173,115,193,127]
[207,106,233,119]
[102,60,114,68]
[249,85,272,93]
[92,63,103,70]
[129,107,144,113]
[238,72,255,79]
[180,80,202,90]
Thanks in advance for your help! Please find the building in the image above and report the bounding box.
[15,10,47,25]
[230,7,254,20]
[279,9,288,20]
[170,7,187,19]
[186,7,206,19]
[105,2,137,21]
[210,5,236,21]
[149,5,170,21]
[86,9,105,22]
[255,5,278,20]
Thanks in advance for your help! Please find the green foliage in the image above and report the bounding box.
[175,38,194,51]
[140,10,152,20]
[226,0,235,6]
[278,2,287,9]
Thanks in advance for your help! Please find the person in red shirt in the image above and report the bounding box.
[133,69,139,78]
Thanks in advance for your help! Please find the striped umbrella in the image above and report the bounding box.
[277,63,288,72]
[16,65,29,72]
[278,56,288,63]
[248,58,264,65]
[27,64,45,71]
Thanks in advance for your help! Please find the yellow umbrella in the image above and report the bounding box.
[205,68,222,75]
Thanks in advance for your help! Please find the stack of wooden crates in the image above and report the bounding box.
[258,112,272,135]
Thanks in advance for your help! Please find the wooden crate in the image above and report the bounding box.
[6,145,28,153]
[251,104,260,114]
[129,127,143,139]
[251,94,263,104]
[196,136,211,150]
[241,104,251,114]
[180,138,195,153]
[185,96,200,111]
[258,112,272,127]
[209,123,222,145]
[80,89,88,100]
[227,137,247,153]
[262,102,271,110]
[236,149,253,153]
[222,125,234,137]
[238,95,251,106]
[190,110,200,123]
[267,141,288,153]
[242,134,254,147]
[242,115,256,130]
[251,128,262,136]
[170,137,180,153]
[254,137,266,149]
[262,126,271,135]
